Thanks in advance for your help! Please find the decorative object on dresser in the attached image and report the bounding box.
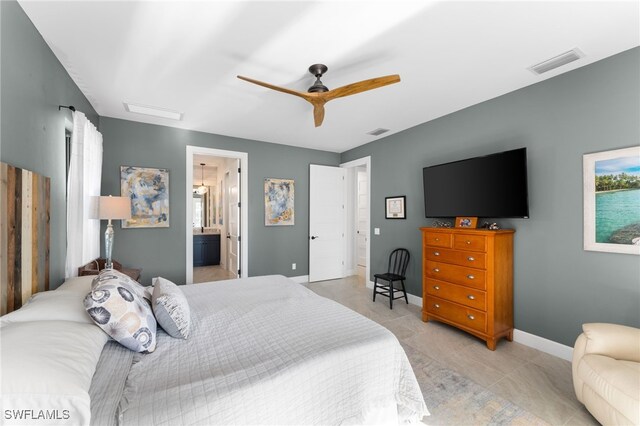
[78,258,142,282]
[583,146,640,255]
[420,227,514,350]
[264,178,295,226]
[372,248,410,309]
[96,195,131,269]
[120,165,170,228]
[455,216,477,228]
[0,162,51,314]
[385,195,406,219]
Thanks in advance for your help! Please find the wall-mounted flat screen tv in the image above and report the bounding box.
[423,147,529,218]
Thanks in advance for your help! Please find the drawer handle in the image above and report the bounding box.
[467,274,475,280]
[467,314,475,320]
[434,251,440,256]
[433,285,440,290]
[435,238,440,242]
[467,295,475,300]
[466,240,471,245]
[434,304,440,309]
[468,256,475,261]
[433,268,440,273]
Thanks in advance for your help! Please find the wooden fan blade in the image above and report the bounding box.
[324,74,400,101]
[237,75,310,100]
[313,103,326,127]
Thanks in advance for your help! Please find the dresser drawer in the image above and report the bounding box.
[425,279,487,311]
[453,234,487,252]
[425,261,486,290]
[425,296,487,333]
[425,247,487,269]
[424,232,452,248]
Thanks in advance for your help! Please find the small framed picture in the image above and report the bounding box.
[385,196,406,219]
[455,216,478,228]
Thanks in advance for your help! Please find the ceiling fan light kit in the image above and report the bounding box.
[238,64,400,127]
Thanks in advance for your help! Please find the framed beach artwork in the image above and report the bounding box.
[120,166,170,228]
[264,178,294,226]
[583,146,640,255]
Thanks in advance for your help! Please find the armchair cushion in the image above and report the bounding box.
[582,323,640,362]
[573,323,640,426]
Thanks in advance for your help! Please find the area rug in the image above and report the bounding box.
[414,357,549,425]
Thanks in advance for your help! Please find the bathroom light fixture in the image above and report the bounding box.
[195,163,208,195]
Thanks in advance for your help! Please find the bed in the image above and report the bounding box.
[1,274,428,425]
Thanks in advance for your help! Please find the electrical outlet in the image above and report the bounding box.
[374,228,380,235]
[292,263,296,270]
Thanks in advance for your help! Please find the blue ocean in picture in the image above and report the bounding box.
[595,189,640,243]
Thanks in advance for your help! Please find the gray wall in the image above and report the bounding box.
[99,117,339,285]
[0,0,99,288]
[341,47,640,346]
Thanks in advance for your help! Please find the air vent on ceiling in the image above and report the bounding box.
[124,102,183,120]
[367,128,390,136]
[528,48,584,76]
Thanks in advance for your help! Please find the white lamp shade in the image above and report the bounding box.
[98,196,132,220]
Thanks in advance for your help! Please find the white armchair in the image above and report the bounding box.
[572,323,640,425]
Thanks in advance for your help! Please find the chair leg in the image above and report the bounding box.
[389,281,394,309]
[401,280,408,304]
[373,277,377,302]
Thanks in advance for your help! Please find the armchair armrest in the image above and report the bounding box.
[580,323,640,362]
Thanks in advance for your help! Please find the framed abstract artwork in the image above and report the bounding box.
[120,166,170,228]
[385,195,406,219]
[583,146,640,255]
[264,178,294,226]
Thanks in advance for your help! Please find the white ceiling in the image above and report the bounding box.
[19,1,639,153]
[193,154,218,186]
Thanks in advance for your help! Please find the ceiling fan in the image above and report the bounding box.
[237,64,400,127]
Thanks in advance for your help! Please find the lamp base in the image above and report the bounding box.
[105,220,114,270]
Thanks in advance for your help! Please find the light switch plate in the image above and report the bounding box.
[374,228,380,235]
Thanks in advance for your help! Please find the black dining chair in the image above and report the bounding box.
[372,248,410,309]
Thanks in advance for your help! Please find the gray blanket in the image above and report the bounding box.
[90,275,428,425]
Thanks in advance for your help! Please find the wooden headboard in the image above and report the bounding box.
[0,162,50,315]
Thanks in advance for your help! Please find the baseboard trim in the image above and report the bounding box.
[290,275,309,283]
[512,329,573,361]
[366,281,573,361]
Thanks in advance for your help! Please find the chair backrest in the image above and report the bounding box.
[387,248,410,277]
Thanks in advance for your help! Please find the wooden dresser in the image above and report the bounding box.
[420,227,514,350]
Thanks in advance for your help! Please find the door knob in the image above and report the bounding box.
[310,236,319,240]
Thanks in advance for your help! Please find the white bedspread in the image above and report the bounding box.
[114,275,428,425]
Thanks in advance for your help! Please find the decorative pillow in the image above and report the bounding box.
[84,270,157,352]
[152,277,191,339]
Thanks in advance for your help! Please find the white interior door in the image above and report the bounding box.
[226,160,240,277]
[356,169,368,267]
[309,165,346,282]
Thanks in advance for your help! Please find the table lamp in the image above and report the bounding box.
[98,195,131,270]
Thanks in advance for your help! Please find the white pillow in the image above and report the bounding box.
[55,275,95,293]
[0,290,93,327]
[152,277,191,339]
[1,320,108,425]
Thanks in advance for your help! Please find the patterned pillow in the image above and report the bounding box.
[84,270,157,353]
[152,277,191,339]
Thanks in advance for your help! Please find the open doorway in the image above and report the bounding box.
[341,157,371,286]
[186,146,248,284]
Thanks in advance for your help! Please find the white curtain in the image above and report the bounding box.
[65,111,103,278]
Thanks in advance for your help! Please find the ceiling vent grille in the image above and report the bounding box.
[367,128,390,136]
[528,48,584,75]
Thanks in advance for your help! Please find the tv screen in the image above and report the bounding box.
[423,148,529,218]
